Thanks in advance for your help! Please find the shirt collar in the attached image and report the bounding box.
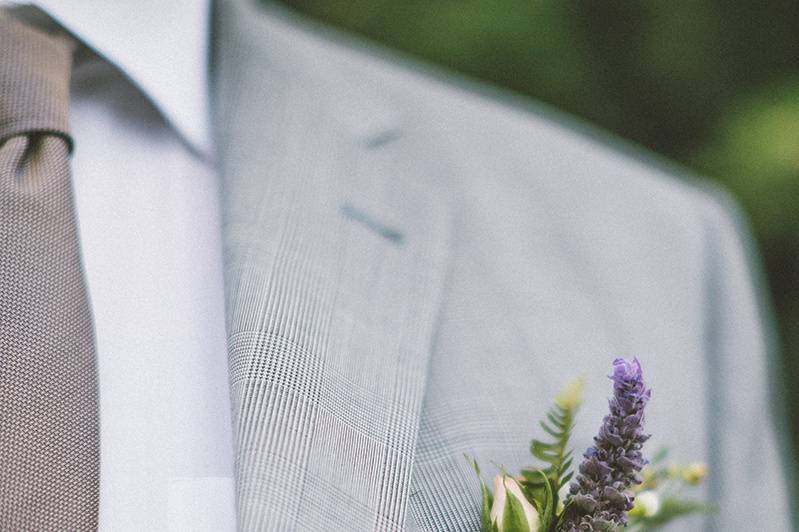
[25,0,212,155]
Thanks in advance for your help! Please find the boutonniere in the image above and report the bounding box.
[469,358,713,532]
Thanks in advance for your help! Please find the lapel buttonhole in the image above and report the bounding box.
[340,203,404,244]
[363,127,403,149]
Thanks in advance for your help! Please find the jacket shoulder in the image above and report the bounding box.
[248,3,735,225]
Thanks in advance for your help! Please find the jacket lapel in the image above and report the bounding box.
[213,2,452,529]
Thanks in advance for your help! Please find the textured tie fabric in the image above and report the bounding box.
[0,13,100,530]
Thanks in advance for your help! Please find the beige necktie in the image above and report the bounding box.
[0,13,100,530]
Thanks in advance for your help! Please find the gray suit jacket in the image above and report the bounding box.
[212,1,794,530]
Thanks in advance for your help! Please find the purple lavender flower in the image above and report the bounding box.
[560,358,651,531]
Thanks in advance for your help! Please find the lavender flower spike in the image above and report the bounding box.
[561,358,651,531]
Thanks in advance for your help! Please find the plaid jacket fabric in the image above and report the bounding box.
[213,2,793,530]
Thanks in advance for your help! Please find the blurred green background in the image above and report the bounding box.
[278,0,799,471]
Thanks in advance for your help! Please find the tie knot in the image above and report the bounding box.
[0,12,73,148]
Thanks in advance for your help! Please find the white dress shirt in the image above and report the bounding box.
[12,2,236,530]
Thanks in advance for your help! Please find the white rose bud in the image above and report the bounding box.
[490,474,540,532]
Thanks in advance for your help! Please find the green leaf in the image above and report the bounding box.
[650,447,669,465]
[628,496,717,530]
[531,469,553,530]
[466,455,495,532]
[556,497,573,531]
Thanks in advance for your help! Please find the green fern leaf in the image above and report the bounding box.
[520,378,584,529]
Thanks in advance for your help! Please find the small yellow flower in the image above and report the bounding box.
[665,463,682,479]
[682,463,708,485]
[554,377,585,410]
